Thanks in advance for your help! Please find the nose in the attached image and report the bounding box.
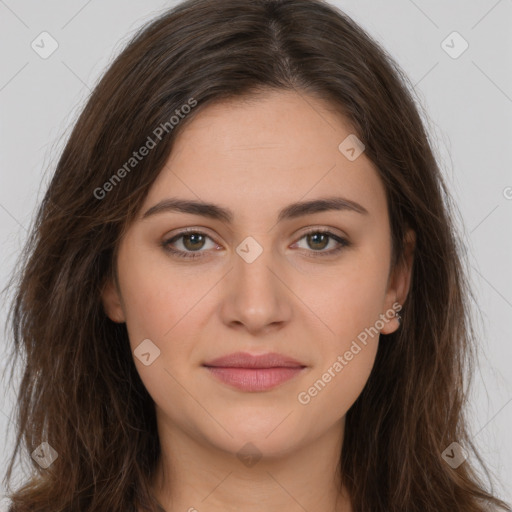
[218,239,293,336]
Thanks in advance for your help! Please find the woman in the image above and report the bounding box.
[2,0,510,510]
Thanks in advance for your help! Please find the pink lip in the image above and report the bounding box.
[203,352,307,392]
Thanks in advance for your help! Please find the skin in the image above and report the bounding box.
[102,89,415,512]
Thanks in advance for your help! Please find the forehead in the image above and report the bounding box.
[140,90,387,223]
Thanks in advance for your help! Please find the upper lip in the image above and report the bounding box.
[203,351,306,369]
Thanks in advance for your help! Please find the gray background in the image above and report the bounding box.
[1,0,511,507]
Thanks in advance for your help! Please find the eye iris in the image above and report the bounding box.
[183,233,205,251]
[307,233,329,250]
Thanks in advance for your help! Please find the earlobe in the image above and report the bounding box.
[380,304,402,335]
[101,277,126,323]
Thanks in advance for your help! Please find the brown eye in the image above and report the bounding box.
[162,228,349,260]
[162,230,218,259]
[181,233,206,251]
[306,232,330,251]
[294,229,350,258]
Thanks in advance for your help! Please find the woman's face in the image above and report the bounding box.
[102,89,413,458]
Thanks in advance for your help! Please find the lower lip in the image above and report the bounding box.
[204,366,305,391]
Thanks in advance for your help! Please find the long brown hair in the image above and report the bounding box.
[2,0,510,510]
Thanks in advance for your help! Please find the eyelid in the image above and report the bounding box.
[291,227,349,256]
[295,224,348,238]
[164,224,347,242]
[163,227,221,252]
[161,225,350,259]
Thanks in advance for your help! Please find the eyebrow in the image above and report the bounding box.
[142,196,369,223]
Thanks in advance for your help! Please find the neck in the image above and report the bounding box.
[148,415,352,512]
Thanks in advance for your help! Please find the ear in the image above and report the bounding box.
[101,274,126,323]
[380,228,415,334]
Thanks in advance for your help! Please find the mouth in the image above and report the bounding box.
[202,351,307,392]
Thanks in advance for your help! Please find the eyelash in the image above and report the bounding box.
[161,228,350,260]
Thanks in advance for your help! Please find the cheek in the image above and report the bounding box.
[117,249,214,408]
[117,244,197,347]
[294,249,388,415]
[305,250,391,342]
[117,254,204,428]
[296,290,381,426]
[295,340,378,435]
[121,276,171,349]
